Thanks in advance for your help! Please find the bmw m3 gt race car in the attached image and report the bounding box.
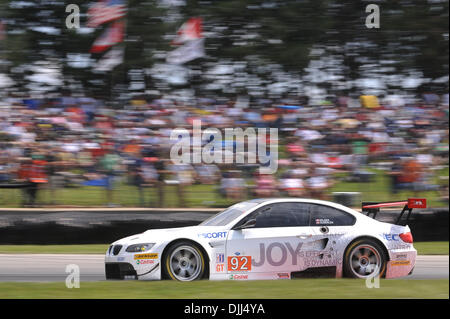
[105,198,425,281]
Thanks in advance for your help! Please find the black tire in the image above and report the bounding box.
[343,238,387,279]
[162,241,207,281]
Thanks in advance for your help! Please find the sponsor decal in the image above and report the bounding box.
[215,263,225,272]
[299,251,336,258]
[228,256,252,271]
[391,260,411,266]
[117,257,125,262]
[253,242,303,267]
[305,258,338,267]
[407,198,426,208]
[216,253,225,263]
[136,259,155,265]
[229,274,248,280]
[315,218,334,225]
[391,244,412,250]
[383,234,400,241]
[234,252,241,256]
[198,232,227,239]
[134,253,158,260]
[277,273,290,279]
[394,254,408,260]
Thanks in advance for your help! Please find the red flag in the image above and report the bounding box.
[171,17,203,45]
[90,20,124,53]
[87,0,127,28]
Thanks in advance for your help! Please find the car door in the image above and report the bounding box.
[225,202,313,276]
[305,203,357,268]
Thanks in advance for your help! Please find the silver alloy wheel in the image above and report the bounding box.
[349,244,382,278]
[169,245,203,281]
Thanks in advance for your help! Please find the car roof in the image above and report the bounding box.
[246,197,347,206]
[244,198,360,215]
[219,198,365,227]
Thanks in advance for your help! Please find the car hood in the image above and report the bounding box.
[111,225,229,245]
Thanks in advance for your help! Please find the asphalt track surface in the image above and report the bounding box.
[0,254,447,282]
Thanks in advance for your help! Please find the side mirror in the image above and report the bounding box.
[234,219,256,230]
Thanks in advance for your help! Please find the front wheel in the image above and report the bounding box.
[343,239,387,279]
[162,241,206,281]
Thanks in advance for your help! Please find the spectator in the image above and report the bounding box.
[280,170,306,197]
[17,155,48,207]
[388,159,404,195]
[306,167,334,200]
[167,162,195,207]
[221,170,246,201]
[254,173,278,198]
[0,91,447,208]
[99,144,121,207]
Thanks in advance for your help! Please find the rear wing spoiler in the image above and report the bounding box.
[361,198,426,225]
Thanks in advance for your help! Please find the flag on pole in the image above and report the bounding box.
[171,17,203,45]
[166,38,205,64]
[94,47,124,71]
[87,0,127,28]
[167,17,204,64]
[90,20,125,53]
[0,20,6,40]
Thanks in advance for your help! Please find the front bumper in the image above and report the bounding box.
[104,244,161,280]
[105,263,137,280]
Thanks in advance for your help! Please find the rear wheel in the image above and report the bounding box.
[344,239,387,279]
[163,241,206,281]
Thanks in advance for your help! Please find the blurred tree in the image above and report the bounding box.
[0,0,448,98]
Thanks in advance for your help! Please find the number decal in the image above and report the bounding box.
[241,257,248,270]
[227,256,252,271]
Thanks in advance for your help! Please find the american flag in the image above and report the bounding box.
[87,0,127,28]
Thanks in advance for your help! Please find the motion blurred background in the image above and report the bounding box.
[0,0,448,209]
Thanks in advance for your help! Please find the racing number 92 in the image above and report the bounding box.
[228,256,252,271]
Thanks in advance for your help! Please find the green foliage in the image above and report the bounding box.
[0,0,448,96]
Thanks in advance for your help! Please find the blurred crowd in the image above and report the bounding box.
[0,92,448,207]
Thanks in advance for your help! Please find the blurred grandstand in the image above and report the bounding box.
[0,93,448,208]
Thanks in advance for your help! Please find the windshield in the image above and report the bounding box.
[199,201,260,226]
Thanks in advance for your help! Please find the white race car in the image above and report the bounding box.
[105,198,425,281]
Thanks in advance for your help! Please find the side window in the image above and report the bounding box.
[246,203,311,228]
[310,204,356,226]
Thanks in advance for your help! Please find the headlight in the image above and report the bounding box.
[125,243,155,253]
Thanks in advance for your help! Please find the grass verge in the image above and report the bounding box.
[0,279,447,299]
[0,167,448,208]
[414,241,449,255]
